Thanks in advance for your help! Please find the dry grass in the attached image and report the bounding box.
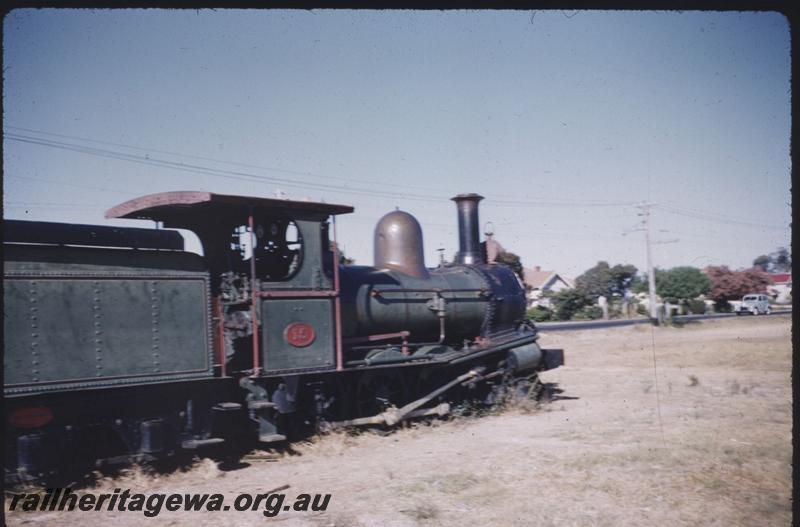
[5,316,792,527]
[400,501,440,521]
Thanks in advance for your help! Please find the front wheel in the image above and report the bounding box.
[753,308,760,316]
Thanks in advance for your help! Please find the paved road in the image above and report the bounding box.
[537,309,792,332]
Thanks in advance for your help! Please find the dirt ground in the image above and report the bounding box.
[6,316,793,526]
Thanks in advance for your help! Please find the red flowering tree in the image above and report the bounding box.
[704,266,773,310]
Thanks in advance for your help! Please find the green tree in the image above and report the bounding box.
[549,288,592,321]
[630,274,649,294]
[655,267,711,303]
[609,264,638,296]
[574,261,638,300]
[753,254,770,272]
[771,247,792,272]
[753,247,792,273]
[575,261,612,299]
[495,251,524,281]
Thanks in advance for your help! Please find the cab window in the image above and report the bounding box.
[227,217,303,281]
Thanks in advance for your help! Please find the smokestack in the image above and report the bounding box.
[451,193,484,265]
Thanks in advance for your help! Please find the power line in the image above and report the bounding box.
[8,129,788,243]
[6,125,461,196]
[5,175,138,195]
[5,201,105,207]
[5,128,639,208]
[7,125,641,207]
[660,199,789,224]
[655,203,786,230]
[5,133,456,202]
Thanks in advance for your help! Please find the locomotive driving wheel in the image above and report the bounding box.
[354,371,407,418]
[292,377,353,435]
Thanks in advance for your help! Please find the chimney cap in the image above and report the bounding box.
[451,193,484,202]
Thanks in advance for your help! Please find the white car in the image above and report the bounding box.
[736,294,772,315]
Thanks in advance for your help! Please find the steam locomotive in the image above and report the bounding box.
[4,191,563,479]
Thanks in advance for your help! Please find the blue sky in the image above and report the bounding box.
[3,9,791,277]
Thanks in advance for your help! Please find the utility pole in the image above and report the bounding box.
[626,203,678,325]
[642,205,658,323]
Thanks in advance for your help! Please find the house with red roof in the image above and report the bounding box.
[767,273,792,304]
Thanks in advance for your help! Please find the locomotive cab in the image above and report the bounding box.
[106,191,354,377]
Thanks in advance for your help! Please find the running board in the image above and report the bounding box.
[329,368,482,429]
[181,437,225,449]
[259,433,287,444]
[329,403,451,428]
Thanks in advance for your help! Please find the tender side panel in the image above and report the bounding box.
[4,277,211,392]
[4,245,214,395]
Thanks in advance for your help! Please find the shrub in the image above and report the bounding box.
[526,306,552,322]
[685,299,706,314]
[715,299,732,313]
[550,289,592,321]
[575,306,603,320]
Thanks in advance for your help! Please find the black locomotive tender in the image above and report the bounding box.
[4,192,563,477]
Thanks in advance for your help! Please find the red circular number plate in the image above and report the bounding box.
[284,322,316,347]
